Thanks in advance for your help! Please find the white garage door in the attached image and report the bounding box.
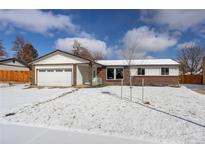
[37,68,72,87]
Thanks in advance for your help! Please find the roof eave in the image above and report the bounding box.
[30,49,93,65]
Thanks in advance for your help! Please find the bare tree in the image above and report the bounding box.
[0,40,7,57]
[119,46,138,101]
[12,35,38,66]
[93,51,107,60]
[12,35,26,62]
[119,46,138,86]
[178,42,205,75]
[79,47,94,60]
[73,40,81,56]
[72,40,106,60]
[20,43,38,66]
[12,35,26,54]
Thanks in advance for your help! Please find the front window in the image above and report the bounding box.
[107,67,123,80]
[116,68,123,79]
[161,68,169,75]
[137,68,145,75]
[107,68,114,79]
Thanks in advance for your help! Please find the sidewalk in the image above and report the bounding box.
[0,123,148,144]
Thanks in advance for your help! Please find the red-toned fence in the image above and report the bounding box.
[0,70,32,82]
[179,75,203,84]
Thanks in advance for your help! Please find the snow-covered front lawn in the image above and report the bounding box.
[1,85,205,143]
[0,84,75,113]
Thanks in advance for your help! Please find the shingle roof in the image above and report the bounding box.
[96,59,179,66]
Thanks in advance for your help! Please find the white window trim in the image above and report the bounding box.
[106,67,124,80]
[161,67,170,76]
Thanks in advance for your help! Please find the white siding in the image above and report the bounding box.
[76,65,89,85]
[130,65,179,76]
[77,65,83,85]
[34,52,89,65]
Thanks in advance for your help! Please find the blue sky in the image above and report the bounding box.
[1,9,205,59]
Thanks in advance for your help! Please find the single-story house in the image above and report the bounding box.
[31,50,179,87]
[0,58,29,71]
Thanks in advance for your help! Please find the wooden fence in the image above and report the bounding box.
[0,70,32,82]
[179,75,203,84]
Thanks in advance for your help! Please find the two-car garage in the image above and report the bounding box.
[37,68,72,87]
[32,50,92,87]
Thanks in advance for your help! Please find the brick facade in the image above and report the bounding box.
[131,76,179,86]
[97,66,179,86]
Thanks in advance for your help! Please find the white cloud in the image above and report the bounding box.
[177,41,197,49]
[78,31,94,39]
[121,26,177,57]
[55,37,108,55]
[0,10,78,35]
[141,10,205,31]
[144,55,155,59]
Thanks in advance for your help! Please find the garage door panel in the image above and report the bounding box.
[37,69,72,86]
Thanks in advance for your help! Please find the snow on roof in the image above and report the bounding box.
[0,56,9,60]
[96,59,179,66]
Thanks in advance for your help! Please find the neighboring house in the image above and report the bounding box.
[0,58,29,71]
[31,50,179,87]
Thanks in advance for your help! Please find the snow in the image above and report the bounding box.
[0,122,146,143]
[96,59,179,66]
[0,83,10,88]
[0,83,75,113]
[1,85,205,143]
